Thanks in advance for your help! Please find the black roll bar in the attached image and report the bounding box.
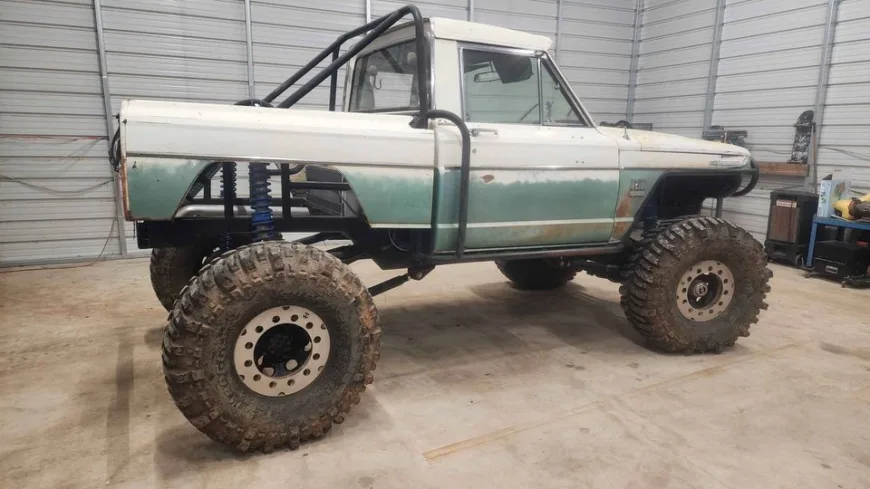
[423,111,471,260]
[264,5,430,127]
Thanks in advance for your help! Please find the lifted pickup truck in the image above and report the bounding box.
[115,6,770,452]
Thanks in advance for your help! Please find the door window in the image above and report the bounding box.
[541,63,583,125]
[461,49,586,126]
[462,49,540,124]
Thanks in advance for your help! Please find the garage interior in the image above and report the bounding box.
[2,0,870,488]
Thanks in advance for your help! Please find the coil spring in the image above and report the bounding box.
[220,163,237,250]
[249,162,276,242]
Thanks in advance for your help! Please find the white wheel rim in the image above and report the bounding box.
[233,305,330,397]
[675,260,735,322]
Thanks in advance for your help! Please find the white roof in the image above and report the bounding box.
[428,17,552,52]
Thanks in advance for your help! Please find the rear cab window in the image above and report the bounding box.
[349,41,420,113]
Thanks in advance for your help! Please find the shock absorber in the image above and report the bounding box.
[249,162,277,242]
[219,163,237,250]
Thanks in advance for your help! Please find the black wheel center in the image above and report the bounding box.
[687,273,722,309]
[253,324,311,377]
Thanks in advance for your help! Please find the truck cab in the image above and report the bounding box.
[342,18,623,251]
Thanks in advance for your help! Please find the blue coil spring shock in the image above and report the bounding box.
[219,163,237,250]
[248,162,277,242]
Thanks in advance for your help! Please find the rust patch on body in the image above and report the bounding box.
[481,174,494,183]
[610,190,636,240]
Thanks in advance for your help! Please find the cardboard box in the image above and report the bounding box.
[817,179,851,218]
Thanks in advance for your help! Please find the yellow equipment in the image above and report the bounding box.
[835,193,870,220]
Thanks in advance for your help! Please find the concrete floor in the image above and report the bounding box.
[1,258,869,489]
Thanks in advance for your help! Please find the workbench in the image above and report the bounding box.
[806,216,870,266]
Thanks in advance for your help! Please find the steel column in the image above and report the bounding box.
[702,0,726,133]
[468,0,474,21]
[555,0,564,63]
[807,0,840,187]
[92,0,127,256]
[244,0,256,98]
[625,0,644,121]
[366,0,371,23]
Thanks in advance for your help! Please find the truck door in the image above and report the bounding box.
[432,46,621,252]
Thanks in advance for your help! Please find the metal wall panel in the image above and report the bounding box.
[252,1,364,112]
[559,1,636,123]
[0,0,121,266]
[711,0,827,241]
[10,0,863,265]
[818,0,870,193]
[633,0,716,137]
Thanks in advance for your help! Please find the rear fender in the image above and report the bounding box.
[123,158,436,227]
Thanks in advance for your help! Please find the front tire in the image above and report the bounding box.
[620,217,771,354]
[162,242,381,452]
[495,259,577,290]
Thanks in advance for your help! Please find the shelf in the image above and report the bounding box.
[756,161,808,177]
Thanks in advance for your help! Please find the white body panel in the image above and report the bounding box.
[428,17,551,52]
[121,100,433,168]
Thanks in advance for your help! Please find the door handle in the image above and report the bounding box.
[470,128,499,137]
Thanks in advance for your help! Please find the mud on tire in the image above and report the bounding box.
[496,259,577,290]
[620,217,772,354]
[162,241,381,452]
[150,243,220,311]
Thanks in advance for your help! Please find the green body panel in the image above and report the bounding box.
[126,158,212,220]
[431,169,619,252]
[334,167,434,225]
[609,169,667,240]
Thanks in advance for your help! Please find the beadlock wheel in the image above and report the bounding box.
[233,305,331,397]
[619,217,772,354]
[162,242,381,452]
[675,260,735,322]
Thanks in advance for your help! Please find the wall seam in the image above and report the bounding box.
[702,0,726,132]
[626,0,644,121]
[808,0,841,186]
[91,0,127,256]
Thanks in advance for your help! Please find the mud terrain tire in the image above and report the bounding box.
[162,241,380,452]
[620,217,771,354]
[150,244,219,311]
[496,259,577,290]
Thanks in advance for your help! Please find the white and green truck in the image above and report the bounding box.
[115,7,771,452]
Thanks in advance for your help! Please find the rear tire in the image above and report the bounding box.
[150,244,218,311]
[620,217,771,354]
[162,241,380,452]
[150,236,251,311]
[496,259,577,290]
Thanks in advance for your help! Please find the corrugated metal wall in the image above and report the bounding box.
[634,0,716,138]
[711,0,830,240]
[0,0,123,265]
[2,0,867,265]
[1,0,638,266]
[818,0,870,193]
[634,0,870,241]
[100,0,250,254]
[559,0,636,124]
